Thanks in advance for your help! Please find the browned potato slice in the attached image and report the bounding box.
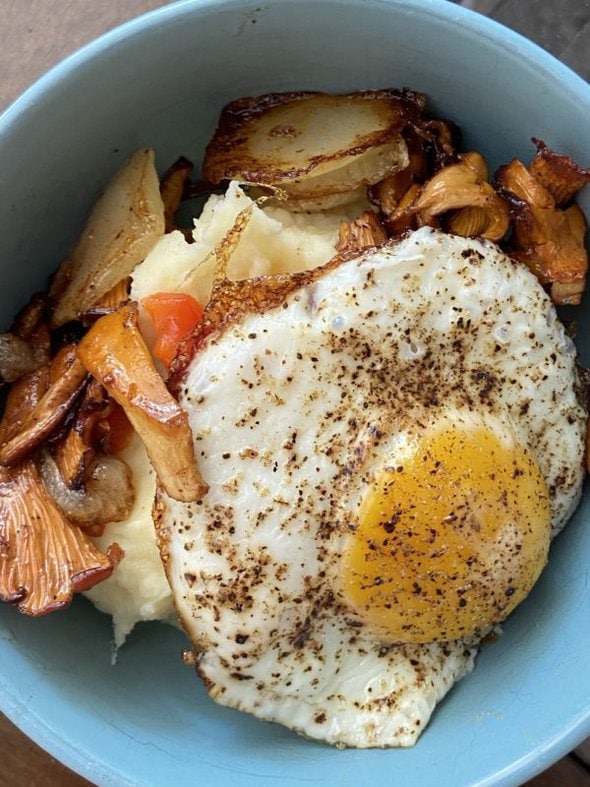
[203,90,424,204]
[77,303,207,502]
[278,140,409,209]
[51,149,165,327]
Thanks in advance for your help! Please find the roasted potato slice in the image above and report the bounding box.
[51,149,165,327]
[203,90,424,208]
[278,140,409,209]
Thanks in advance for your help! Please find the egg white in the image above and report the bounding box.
[89,184,349,644]
[159,227,586,747]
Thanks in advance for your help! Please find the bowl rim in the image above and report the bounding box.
[1,0,590,785]
[2,0,590,135]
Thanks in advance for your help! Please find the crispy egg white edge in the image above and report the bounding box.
[159,227,586,747]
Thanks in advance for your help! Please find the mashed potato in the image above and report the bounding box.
[84,435,174,647]
[130,181,348,306]
[86,183,346,644]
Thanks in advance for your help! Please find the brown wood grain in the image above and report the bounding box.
[0,4,174,783]
[0,1,589,785]
[0,0,172,113]
[578,739,590,767]
[0,714,92,787]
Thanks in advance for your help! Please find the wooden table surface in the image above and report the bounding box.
[1,1,590,785]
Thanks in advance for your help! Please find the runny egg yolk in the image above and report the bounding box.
[342,425,551,643]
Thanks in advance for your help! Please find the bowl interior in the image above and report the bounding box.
[1,1,590,785]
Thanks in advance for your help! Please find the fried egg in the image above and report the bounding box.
[158,227,586,747]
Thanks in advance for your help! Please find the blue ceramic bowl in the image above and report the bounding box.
[1,1,589,785]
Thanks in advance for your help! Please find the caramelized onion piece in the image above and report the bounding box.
[0,345,87,466]
[38,449,135,529]
[0,459,116,615]
[496,158,588,304]
[77,303,207,502]
[529,138,590,206]
[160,156,194,232]
[203,90,424,208]
[51,149,165,327]
[337,210,388,254]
